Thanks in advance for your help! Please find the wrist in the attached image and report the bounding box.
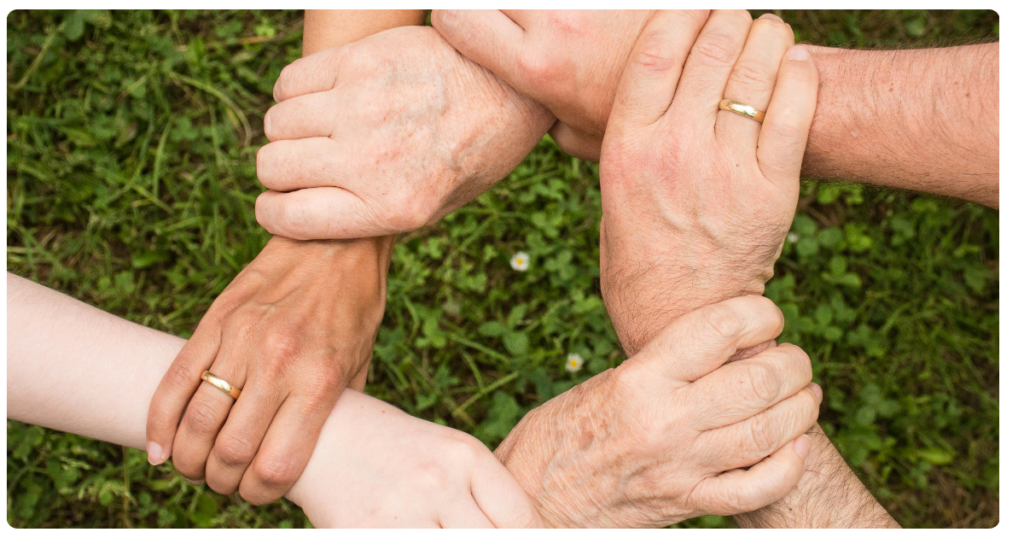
[605,269,768,356]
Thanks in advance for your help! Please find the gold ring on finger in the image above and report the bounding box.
[201,370,241,400]
[719,99,766,124]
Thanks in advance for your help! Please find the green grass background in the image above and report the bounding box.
[6,10,998,528]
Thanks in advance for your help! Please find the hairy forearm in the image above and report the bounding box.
[733,424,899,528]
[804,43,998,207]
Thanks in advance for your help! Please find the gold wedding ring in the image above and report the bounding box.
[201,370,241,400]
[719,99,766,124]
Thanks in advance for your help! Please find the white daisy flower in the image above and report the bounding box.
[510,251,530,272]
[787,232,800,243]
[565,353,584,373]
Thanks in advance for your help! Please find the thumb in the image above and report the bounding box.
[693,434,810,516]
[254,187,386,240]
[627,296,785,383]
[432,10,527,92]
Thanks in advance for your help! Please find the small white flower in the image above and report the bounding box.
[565,353,584,373]
[510,251,530,272]
[787,232,800,243]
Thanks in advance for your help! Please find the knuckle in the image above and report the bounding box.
[744,361,781,405]
[730,61,773,90]
[746,412,777,454]
[411,460,451,492]
[767,115,806,141]
[213,435,258,467]
[702,304,744,341]
[184,400,222,435]
[168,360,197,389]
[634,33,679,72]
[517,51,559,86]
[262,329,303,361]
[446,433,487,465]
[692,34,740,68]
[784,344,813,381]
[252,455,301,490]
[276,196,310,238]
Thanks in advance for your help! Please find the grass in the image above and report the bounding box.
[6,9,998,528]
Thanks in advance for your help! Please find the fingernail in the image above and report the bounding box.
[809,382,823,402]
[147,442,165,465]
[759,13,784,22]
[186,478,204,486]
[787,45,810,61]
[794,435,811,459]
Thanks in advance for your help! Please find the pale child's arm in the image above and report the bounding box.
[6,273,540,528]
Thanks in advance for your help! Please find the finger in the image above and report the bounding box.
[146,322,222,466]
[756,44,819,184]
[609,10,708,129]
[702,383,821,469]
[470,458,545,528]
[549,121,603,162]
[347,359,370,392]
[263,92,339,142]
[204,378,284,495]
[170,357,246,482]
[238,395,336,505]
[254,188,384,240]
[256,138,340,192]
[670,9,753,126]
[627,295,785,383]
[693,434,810,516]
[272,47,346,102]
[439,501,497,529]
[431,10,525,86]
[499,9,545,26]
[689,343,813,429]
[715,13,794,151]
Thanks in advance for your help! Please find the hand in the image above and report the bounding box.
[433,10,665,161]
[496,296,821,527]
[254,25,554,240]
[598,10,818,355]
[289,390,542,528]
[146,236,392,504]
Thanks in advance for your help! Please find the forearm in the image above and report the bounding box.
[803,43,998,207]
[733,424,899,528]
[7,273,372,515]
[302,9,425,55]
[254,9,425,382]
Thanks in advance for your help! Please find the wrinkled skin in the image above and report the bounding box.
[497,296,821,527]
[598,10,817,356]
[254,25,554,240]
[433,9,663,160]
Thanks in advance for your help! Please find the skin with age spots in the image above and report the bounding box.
[254,25,555,240]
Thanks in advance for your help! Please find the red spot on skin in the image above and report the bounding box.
[966,93,971,97]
